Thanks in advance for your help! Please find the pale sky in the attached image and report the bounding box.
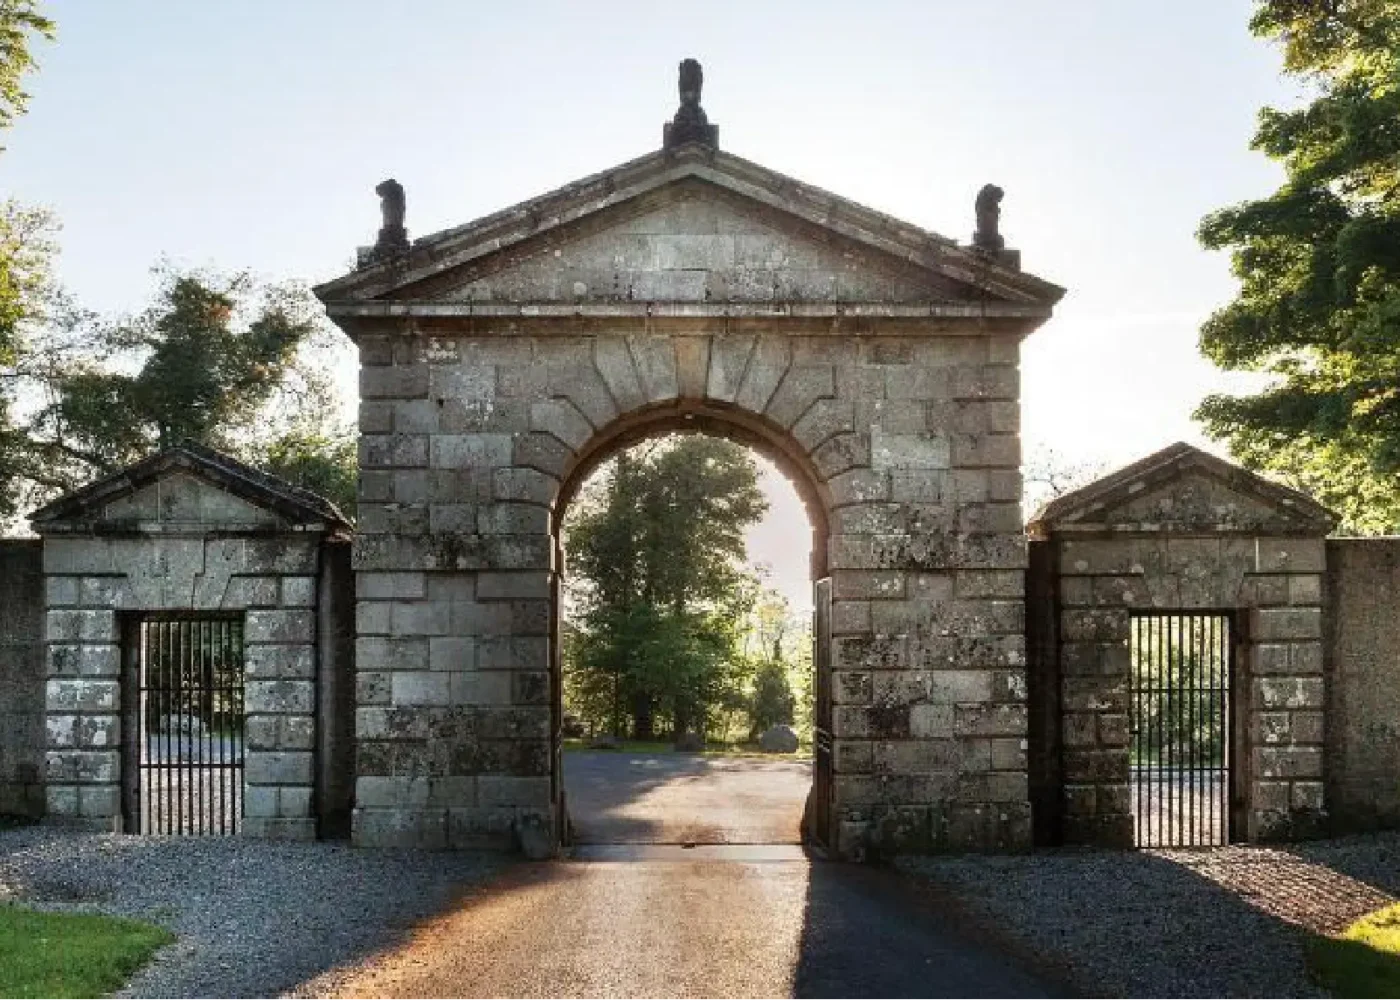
[4,0,1299,610]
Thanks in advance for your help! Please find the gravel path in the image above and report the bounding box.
[900,831,1400,998]
[0,824,504,998]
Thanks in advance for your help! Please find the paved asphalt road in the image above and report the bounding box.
[300,753,1058,999]
[562,750,811,844]
[305,850,1056,998]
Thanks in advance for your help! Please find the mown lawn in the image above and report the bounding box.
[0,905,173,999]
[1309,903,1400,998]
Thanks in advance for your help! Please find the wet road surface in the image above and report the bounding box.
[299,849,1057,999]
[563,750,811,845]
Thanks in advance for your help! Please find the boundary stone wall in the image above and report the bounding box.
[0,539,45,818]
[1324,537,1400,833]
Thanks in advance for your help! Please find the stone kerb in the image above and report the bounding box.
[1031,446,1334,847]
[352,324,1030,857]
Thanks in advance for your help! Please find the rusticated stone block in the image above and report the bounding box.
[245,715,315,752]
[354,807,449,849]
[245,751,314,786]
[1064,784,1096,816]
[46,644,119,677]
[1254,676,1324,711]
[1063,748,1128,784]
[45,749,118,784]
[954,703,1027,738]
[46,714,118,749]
[1062,676,1127,713]
[1253,608,1322,641]
[834,740,873,773]
[245,644,315,679]
[46,678,118,713]
[46,610,117,643]
[245,609,315,644]
[245,680,314,714]
[1254,746,1323,779]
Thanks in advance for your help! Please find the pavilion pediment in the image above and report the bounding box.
[315,148,1063,328]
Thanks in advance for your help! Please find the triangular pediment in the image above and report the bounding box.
[405,181,964,306]
[315,147,1064,326]
[1028,443,1336,537]
[31,441,351,535]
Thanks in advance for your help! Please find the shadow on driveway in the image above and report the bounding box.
[563,749,811,845]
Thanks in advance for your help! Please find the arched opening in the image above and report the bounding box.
[550,402,832,850]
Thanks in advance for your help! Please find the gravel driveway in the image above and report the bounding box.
[0,824,503,998]
[901,831,1400,998]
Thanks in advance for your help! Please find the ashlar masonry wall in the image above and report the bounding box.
[0,540,45,818]
[1030,444,1334,846]
[37,468,342,838]
[352,324,1032,856]
[1325,538,1400,833]
[1053,534,1326,844]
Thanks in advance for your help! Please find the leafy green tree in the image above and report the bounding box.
[5,266,352,518]
[0,2,55,521]
[0,199,55,367]
[1196,1,1400,531]
[563,435,768,740]
[748,661,796,738]
[256,425,358,517]
[0,202,57,521]
[0,0,52,139]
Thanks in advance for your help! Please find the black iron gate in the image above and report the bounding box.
[809,578,833,851]
[1129,612,1233,848]
[122,615,245,835]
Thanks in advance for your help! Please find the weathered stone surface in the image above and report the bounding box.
[1040,446,1334,849]
[305,142,1082,858]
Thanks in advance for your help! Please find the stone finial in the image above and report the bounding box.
[374,178,409,256]
[973,183,1005,252]
[663,58,719,150]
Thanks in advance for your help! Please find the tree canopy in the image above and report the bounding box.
[0,1,54,362]
[2,267,357,521]
[1196,1,1400,531]
[0,0,52,139]
[563,435,786,742]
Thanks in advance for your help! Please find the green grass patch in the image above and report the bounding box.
[0,904,174,999]
[1308,903,1400,998]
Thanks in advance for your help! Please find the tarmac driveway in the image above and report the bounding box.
[562,750,812,845]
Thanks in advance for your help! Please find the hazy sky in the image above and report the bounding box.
[4,1,1298,610]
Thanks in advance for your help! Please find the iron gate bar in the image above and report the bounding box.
[130,614,244,835]
[1128,612,1232,848]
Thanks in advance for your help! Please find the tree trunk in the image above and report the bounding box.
[631,692,654,740]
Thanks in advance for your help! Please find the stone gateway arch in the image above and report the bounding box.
[314,63,1064,858]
